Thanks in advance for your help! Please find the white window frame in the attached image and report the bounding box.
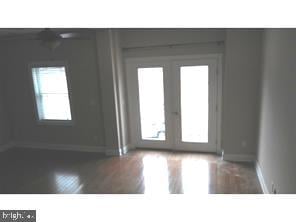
[29,61,75,126]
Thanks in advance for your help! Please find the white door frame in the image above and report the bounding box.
[125,54,223,154]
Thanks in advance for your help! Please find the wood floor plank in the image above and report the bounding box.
[0,148,262,194]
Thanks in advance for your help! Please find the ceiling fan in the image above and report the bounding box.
[36,28,83,50]
[0,28,93,50]
[36,28,93,50]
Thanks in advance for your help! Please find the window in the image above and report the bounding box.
[31,65,72,122]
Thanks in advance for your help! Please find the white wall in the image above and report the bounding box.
[95,29,129,154]
[121,29,225,58]
[121,29,226,48]
[95,30,120,151]
[257,29,296,193]
[121,28,263,158]
[110,30,129,149]
[0,54,11,147]
[0,29,264,160]
[223,29,263,158]
[0,88,10,146]
[0,29,128,155]
[121,29,226,146]
[1,36,105,147]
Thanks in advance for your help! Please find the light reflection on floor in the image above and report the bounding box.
[54,173,83,194]
[142,155,210,194]
[181,159,210,194]
[142,156,170,194]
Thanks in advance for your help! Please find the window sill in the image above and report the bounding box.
[36,119,74,126]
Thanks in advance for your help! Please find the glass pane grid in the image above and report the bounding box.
[138,67,166,141]
[32,66,72,121]
[40,94,72,120]
[180,65,209,143]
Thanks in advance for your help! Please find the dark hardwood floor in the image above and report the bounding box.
[0,148,262,194]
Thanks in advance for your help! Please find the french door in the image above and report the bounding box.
[126,55,221,153]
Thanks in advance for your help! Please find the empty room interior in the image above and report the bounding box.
[0,28,295,194]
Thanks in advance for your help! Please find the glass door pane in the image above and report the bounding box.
[180,65,209,143]
[138,67,166,140]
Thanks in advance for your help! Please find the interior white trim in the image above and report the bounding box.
[0,141,136,157]
[222,153,255,162]
[122,144,135,155]
[216,55,223,154]
[105,148,121,156]
[13,141,105,153]
[255,161,269,194]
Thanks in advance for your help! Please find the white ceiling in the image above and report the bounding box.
[0,28,97,41]
[0,28,41,37]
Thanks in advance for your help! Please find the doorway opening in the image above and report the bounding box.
[126,54,222,153]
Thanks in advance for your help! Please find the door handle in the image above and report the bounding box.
[172,111,179,115]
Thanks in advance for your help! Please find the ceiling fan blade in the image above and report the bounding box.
[60,32,81,38]
[37,28,62,41]
[0,28,94,41]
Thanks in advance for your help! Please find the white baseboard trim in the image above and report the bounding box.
[122,144,135,154]
[105,144,135,156]
[105,148,121,156]
[216,149,223,156]
[255,161,269,194]
[122,145,129,155]
[13,141,106,153]
[0,142,15,152]
[222,153,255,162]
